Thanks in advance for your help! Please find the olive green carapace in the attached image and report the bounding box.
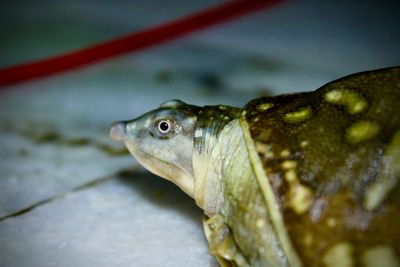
[244,67,400,266]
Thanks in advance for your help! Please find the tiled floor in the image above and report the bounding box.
[0,1,399,266]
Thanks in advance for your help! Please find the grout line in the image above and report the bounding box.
[0,168,137,222]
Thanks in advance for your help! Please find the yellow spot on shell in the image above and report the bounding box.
[325,89,368,114]
[326,218,337,227]
[255,142,270,154]
[257,103,274,111]
[285,169,298,183]
[300,140,309,147]
[288,183,314,214]
[364,174,398,211]
[362,245,400,267]
[346,121,380,144]
[218,105,228,110]
[256,142,276,160]
[364,130,400,210]
[282,160,297,170]
[323,242,354,267]
[303,233,313,246]
[280,149,290,157]
[283,107,312,123]
[265,151,274,158]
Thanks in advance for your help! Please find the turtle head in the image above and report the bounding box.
[110,100,200,196]
[110,99,242,213]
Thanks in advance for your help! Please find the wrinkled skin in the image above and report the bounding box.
[111,67,400,267]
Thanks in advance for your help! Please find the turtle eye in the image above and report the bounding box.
[156,120,173,136]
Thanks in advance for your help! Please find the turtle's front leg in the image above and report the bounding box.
[203,215,249,267]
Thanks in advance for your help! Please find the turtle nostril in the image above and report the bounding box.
[110,121,127,141]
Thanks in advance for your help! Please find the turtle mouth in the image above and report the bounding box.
[124,139,195,197]
[123,139,179,179]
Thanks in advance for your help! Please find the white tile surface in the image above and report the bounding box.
[0,173,218,267]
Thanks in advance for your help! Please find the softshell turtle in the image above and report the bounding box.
[110,67,400,267]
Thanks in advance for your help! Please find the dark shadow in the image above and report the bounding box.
[116,169,203,226]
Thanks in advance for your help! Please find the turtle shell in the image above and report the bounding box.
[242,67,400,266]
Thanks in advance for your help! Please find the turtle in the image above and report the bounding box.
[110,67,400,267]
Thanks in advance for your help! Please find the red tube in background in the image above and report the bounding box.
[0,0,283,87]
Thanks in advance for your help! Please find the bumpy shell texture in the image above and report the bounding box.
[244,67,400,266]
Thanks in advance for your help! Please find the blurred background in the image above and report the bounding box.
[0,1,399,266]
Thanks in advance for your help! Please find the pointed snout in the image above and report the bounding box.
[110,121,127,141]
